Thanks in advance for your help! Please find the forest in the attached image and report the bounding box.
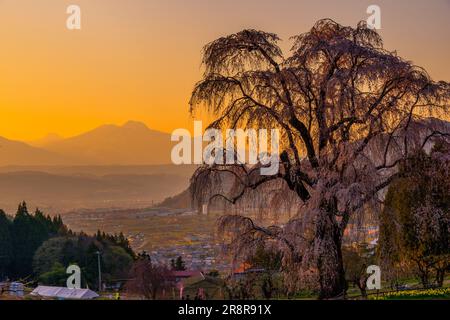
[0,202,135,290]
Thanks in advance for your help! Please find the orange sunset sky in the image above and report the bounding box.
[0,0,449,141]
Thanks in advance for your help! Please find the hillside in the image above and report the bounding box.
[27,133,63,148]
[0,137,69,166]
[159,188,192,209]
[42,121,174,165]
[0,121,178,166]
[0,171,190,213]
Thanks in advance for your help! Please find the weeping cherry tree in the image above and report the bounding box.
[189,19,450,299]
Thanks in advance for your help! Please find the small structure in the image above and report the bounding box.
[9,282,24,297]
[170,270,204,283]
[31,286,99,300]
[202,204,208,215]
[233,263,266,280]
[0,282,24,298]
[179,275,224,300]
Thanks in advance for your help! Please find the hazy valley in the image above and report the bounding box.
[0,121,196,213]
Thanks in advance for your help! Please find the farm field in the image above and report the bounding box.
[62,208,219,252]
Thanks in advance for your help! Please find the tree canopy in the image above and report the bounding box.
[0,202,136,289]
[189,19,450,299]
[379,142,450,288]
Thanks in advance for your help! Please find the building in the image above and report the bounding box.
[177,274,225,300]
[31,286,99,300]
[170,270,204,283]
[0,282,24,298]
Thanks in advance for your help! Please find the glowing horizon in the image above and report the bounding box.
[0,0,449,141]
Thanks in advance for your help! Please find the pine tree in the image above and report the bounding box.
[171,256,186,271]
[11,202,51,278]
[0,210,13,280]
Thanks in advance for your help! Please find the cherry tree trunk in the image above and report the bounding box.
[315,206,348,300]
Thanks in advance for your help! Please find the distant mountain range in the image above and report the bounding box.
[0,136,69,166]
[0,121,175,166]
[0,170,191,214]
[0,118,448,213]
[27,133,64,148]
[0,121,199,213]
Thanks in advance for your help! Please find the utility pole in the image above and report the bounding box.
[95,251,102,292]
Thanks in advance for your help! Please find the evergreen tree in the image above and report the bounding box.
[0,210,13,280]
[171,256,186,271]
[11,202,51,278]
[11,202,37,277]
[1,202,137,284]
[379,144,450,287]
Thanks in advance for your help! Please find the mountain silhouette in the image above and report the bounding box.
[0,136,70,166]
[11,121,176,165]
[27,133,63,148]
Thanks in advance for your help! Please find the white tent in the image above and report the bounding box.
[31,286,99,300]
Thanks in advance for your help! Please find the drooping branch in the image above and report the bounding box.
[188,19,450,297]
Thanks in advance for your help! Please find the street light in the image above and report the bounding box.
[95,251,102,292]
